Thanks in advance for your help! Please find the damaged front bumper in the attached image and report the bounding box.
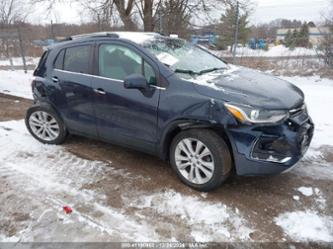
[226,107,314,176]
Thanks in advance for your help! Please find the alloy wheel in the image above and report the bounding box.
[29,111,60,141]
[175,138,215,185]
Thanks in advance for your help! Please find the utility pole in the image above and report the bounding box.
[51,20,55,39]
[159,6,163,35]
[232,0,240,64]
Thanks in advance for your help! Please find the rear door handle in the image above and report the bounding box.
[52,76,59,83]
[94,88,106,95]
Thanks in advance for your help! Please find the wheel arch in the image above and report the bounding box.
[27,101,67,132]
[158,120,234,166]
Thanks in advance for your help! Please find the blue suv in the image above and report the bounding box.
[26,32,314,191]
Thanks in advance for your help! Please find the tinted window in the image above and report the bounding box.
[54,49,65,70]
[34,50,49,77]
[99,44,156,84]
[64,45,91,74]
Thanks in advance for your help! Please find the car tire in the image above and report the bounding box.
[170,129,232,192]
[25,105,67,145]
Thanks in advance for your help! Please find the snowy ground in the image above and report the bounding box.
[0,69,332,243]
[0,120,253,242]
[0,70,34,99]
[212,45,319,58]
[0,57,39,67]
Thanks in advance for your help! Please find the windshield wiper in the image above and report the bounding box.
[174,67,225,76]
[199,67,225,75]
[174,68,200,75]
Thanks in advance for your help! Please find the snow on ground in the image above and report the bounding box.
[0,70,33,99]
[280,76,333,149]
[213,45,318,58]
[0,120,252,242]
[0,120,158,241]
[123,191,253,242]
[274,211,333,242]
[0,57,39,66]
[296,187,314,197]
[0,69,333,242]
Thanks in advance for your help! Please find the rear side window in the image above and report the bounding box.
[54,49,65,70]
[63,45,91,74]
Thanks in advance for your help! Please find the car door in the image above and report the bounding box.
[50,44,97,137]
[92,42,160,153]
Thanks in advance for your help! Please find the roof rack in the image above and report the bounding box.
[64,32,120,41]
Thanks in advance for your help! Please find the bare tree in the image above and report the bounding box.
[319,0,333,68]
[32,0,235,33]
[0,0,30,59]
[0,0,28,26]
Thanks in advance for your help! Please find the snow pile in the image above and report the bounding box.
[296,187,313,197]
[0,70,33,99]
[281,76,333,149]
[213,45,318,58]
[275,211,333,242]
[125,190,253,242]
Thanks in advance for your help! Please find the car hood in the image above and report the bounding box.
[187,66,304,110]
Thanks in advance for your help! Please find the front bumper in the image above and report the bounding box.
[227,107,314,176]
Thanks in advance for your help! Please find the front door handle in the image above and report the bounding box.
[94,88,106,95]
[52,76,59,83]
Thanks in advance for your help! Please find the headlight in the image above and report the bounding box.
[224,103,289,124]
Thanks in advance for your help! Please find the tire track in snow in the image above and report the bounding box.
[0,120,159,241]
[0,120,254,242]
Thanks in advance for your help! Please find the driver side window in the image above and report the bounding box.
[98,44,156,85]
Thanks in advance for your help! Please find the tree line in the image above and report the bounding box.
[0,0,332,68]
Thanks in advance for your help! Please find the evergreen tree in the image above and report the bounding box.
[284,30,293,47]
[289,29,298,49]
[297,23,310,47]
[217,4,250,50]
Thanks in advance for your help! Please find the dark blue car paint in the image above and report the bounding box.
[32,36,314,176]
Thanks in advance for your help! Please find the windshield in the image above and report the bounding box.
[143,38,227,74]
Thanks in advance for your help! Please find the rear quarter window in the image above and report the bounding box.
[33,50,49,77]
[63,45,91,74]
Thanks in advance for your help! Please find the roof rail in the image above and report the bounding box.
[67,32,120,41]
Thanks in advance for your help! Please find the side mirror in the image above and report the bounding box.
[124,74,148,90]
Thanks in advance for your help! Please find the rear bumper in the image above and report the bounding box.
[226,112,314,176]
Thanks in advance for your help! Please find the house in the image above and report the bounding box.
[276,27,331,45]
